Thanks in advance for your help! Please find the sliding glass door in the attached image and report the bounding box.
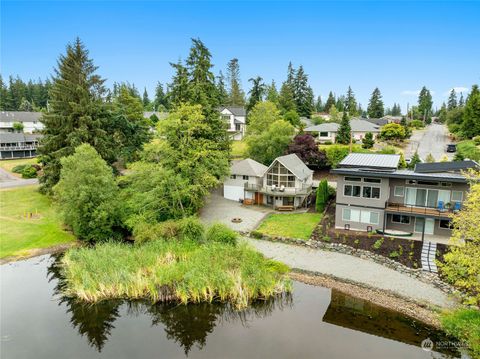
[405,187,444,209]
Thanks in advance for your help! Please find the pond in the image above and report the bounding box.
[1,254,463,359]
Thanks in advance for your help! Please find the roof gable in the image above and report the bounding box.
[230,158,268,177]
[219,106,246,117]
[268,153,313,180]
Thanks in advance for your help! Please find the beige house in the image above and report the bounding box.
[224,154,313,210]
[304,119,380,143]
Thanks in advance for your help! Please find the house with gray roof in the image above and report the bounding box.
[331,153,478,243]
[304,119,380,143]
[0,132,42,159]
[224,154,313,210]
[0,111,44,133]
[219,106,246,140]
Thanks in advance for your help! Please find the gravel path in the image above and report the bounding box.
[245,238,453,308]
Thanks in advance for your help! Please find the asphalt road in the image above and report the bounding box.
[404,123,454,162]
[0,167,38,189]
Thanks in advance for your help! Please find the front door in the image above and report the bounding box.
[414,217,434,235]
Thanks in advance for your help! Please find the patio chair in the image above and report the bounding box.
[437,201,444,212]
[453,202,461,212]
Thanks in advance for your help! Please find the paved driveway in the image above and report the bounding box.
[0,168,39,189]
[404,124,453,162]
[199,193,272,232]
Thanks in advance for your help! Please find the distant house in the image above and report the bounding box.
[365,118,389,126]
[143,111,168,123]
[381,115,403,124]
[0,133,42,159]
[219,106,246,140]
[224,154,313,210]
[0,111,43,133]
[304,119,380,143]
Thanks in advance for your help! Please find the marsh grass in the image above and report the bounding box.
[61,240,291,309]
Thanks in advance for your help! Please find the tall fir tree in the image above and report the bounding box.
[142,87,151,110]
[226,58,245,106]
[417,86,433,120]
[0,76,8,110]
[335,95,345,112]
[292,65,314,117]
[459,92,465,107]
[216,70,228,105]
[278,82,296,113]
[336,110,351,144]
[367,87,384,118]
[460,84,480,139]
[324,91,336,113]
[345,86,358,116]
[246,76,266,112]
[38,38,114,192]
[168,60,190,107]
[153,82,168,110]
[315,96,323,112]
[286,62,295,86]
[447,89,458,110]
[266,80,279,104]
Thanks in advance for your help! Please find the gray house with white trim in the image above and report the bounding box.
[331,153,477,241]
[219,106,246,140]
[304,119,380,143]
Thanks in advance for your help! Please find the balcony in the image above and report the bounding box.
[244,183,312,196]
[385,202,458,218]
[0,145,38,151]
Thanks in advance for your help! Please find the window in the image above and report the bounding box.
[417,180,440,186]
[222,114,231,121]
[439,219,453,229]
[266,162,296,187]
[319,131,329,137]
[230,175,236,179]
[243,175,249,180]
[392,214,410,224]
[267,196,273,205]
[451,191,463,202]
[343,208,378,224]
[235,123,241,131]
[364,178,381,183]
[344,185,361,197]
[345,176,362,182]
[362,186,380,199]
[394,186,405,197]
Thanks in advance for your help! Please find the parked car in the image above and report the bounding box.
[446,144,457,153]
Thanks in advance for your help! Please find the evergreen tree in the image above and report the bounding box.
[448,89,458,110]
[438,102,448,123]
[460,84,480,139]
[459,92,465,107]
[168,60,190,107]
[0,75,7,110]
[425,153,436,163]
[417,86,433,121]
[278,82,296,113]
[316,179,329,212]
[315,95,323,112]
[336,111,351,144]
[246,76,266,112]
[153,82,168,110]
[335,95,345,112]
[324,92,336,113]
[408,151,422,169]
[292,65,314,117]
[361,132,374,149]
[266,80,279,104]
[216,70,228,105]
[142,87,151,110]
[38,38,114,192]
[367,87,384,118]
[286,61,295,86]
[19,98,33,111]
[345,86,358,116]
[226,58,245,106]
[391,103,402,116]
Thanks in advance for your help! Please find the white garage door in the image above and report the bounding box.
[224,185,244,201]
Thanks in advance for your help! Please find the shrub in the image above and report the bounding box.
[323,236,331,242]
[362,132,375,149]
[325,145,350,168]
[409,119,424,129]
[206,223,238,245]
[380,123,406,141]
[389,251,399,258]
[327,185,336,199]
[316,179,329,212]
[178,216,205,242]
[21,165,37,179]
[473,136,480,146]
[324,140,332,145]
[12,164,28,173]
[373,238,384,249]
[440,308,480,358]
[250,230,263,239]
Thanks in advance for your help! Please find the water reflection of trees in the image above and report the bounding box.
[47,255,292,355]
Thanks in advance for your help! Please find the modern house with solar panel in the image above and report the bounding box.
[224,154,314,210]
[331,153,478,241]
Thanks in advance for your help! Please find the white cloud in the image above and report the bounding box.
[443,87,469,96]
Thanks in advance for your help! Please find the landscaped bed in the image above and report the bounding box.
[255,213,322,240]
[61,238,291,309]
[0,185,75,259]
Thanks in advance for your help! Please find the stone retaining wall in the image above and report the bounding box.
[241,230,458,296]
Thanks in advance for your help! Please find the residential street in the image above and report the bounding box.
[404,123,454,162]
[0,167,38,189]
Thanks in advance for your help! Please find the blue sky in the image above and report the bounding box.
[2,1,479,112]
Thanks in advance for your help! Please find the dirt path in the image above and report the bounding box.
[245,237,454,308]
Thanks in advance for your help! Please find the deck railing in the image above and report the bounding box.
[0,145,37,151]
[244,183,312,195]
[385,202,457,217]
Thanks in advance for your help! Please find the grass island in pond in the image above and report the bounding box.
[61,239,291,309]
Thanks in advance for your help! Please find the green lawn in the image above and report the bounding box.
[256,213,322,240]
[0,185,75,259]
[231,140,247,158]
[0,158,37,177]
